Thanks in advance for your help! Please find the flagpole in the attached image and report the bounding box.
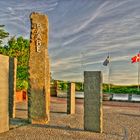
[108,53,111,93]
[138,51,140,92]
[103,53,111,93]
[108,63,111,93]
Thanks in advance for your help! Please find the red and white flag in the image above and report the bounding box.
[131,53,140,63]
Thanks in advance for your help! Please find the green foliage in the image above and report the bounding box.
[16,80,28,91]
[59,82,68,91]
[103,84,140,94]
[54,81,140,95]
[0,36,29,90]
[0,25,9,45]
[51,81,84,92]
[52,81,84,92]
[75,82,83,91]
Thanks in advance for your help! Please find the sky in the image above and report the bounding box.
[0,0,140,85]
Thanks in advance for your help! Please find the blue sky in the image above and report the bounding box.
[0,0,140,85]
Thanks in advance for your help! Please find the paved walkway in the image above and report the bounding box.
[0,97,140,140]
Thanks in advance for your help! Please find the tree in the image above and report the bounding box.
[0,25,9,45]
[0,36,29,90]
[59,82,68,91]
[75,82,83,91]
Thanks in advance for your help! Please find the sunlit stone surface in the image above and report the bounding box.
[28,12,50,124]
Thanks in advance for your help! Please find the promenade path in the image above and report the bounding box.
[0,97,140,140]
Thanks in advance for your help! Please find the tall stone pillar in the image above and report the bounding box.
[28,12,50,124]
[9,57,17,118]
[0,55,9,133]
[84,71,103,133]
[67,82,75,114]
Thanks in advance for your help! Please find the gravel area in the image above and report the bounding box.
[0,97,140,140]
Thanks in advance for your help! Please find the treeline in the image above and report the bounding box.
[53,81,140,94]
[103,84,140,94]
[51,81,84,91]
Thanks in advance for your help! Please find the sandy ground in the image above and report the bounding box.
[0,97,140,140]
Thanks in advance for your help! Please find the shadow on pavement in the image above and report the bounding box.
[120,113,140,117]
[10,118,29,129]
[50,111,67,114]
[32,124,84,132]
